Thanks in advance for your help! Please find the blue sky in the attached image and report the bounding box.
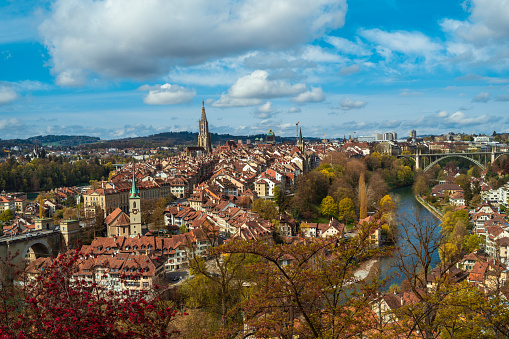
[0,0,508,140]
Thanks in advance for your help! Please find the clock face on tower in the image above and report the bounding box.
[132,209,138,214]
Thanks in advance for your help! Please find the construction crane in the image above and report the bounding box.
[3,150,10,157]
[296,121,300,142]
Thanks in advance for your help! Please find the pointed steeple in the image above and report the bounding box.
[130,161,139,198]
[201,100,207,120]
[299,128,303,142]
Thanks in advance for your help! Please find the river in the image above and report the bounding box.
[376,185,442,288]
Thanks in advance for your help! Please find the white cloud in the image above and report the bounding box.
[0,87,18,106]
[446,111,493,125]
[255,101,280,118]
[39,0,347,83]
[437,111,449,118]
[440,0,509,68]
[288,107,301,113]
[291,87,325,103]
[472,91,490,103]
[338,64,360,75]
[213,70,308,107]
[55,70,86,87]
[257,101,275,113]
[339,98,367,111]
[359,28,442,56]
[141,83,195,105]
[443,0,509,45]
[324,36,371,56]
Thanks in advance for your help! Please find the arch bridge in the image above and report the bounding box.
[0,230,62,267]
[399,149,509,172]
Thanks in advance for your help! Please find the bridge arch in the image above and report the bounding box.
[423,154,485,173]
[22,239,51,262]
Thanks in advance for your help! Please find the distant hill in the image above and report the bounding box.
[0,131,320,150]
[83,131,311,149]
[0,135,100,148]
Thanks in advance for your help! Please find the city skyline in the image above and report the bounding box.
[1,0,508,140]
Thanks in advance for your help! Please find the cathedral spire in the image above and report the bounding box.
[201,100,206,120]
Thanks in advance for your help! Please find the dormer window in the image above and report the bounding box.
[133,246,137,250]
[125,246,130,250]
[141,245,145,249]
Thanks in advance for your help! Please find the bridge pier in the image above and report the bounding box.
[415,150,421,170]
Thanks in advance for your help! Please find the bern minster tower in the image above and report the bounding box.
[198,101,212,153]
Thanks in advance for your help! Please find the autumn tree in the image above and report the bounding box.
[380,194,396,213]
[366,172,388,209]
[218,222,389,338]
[292,171,329,219]
[337,197,355,224]
[150,198,167,233]
[359,173,367,220]
[413,170,433,196]
[320,195,337,217]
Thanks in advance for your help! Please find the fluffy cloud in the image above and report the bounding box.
[39,0,347,84]
[291,87,325,103]
[440,0,509,68]
[442,0,509,45]
[141,84,195,105]
[445,111,495,125]
[288,107,301,113]
[472,91,490,103]
[0,87,18,106]
[255,101,280,118]
[339,98,367,110]
[213,70,308,107]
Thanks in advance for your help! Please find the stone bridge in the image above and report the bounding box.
[0,218,94,268]
[0,230,62,265]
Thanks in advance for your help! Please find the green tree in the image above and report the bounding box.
[463,234,482,253]
[273,185,283,210]
[320,196,337,217]
[0,209,14,222]
[179,224,187,234]
[251,198,278,220]
[337,197,355,224]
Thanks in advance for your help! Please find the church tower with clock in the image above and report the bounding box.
[129,162,142,237]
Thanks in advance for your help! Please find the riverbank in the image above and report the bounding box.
[415,195,444,222]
